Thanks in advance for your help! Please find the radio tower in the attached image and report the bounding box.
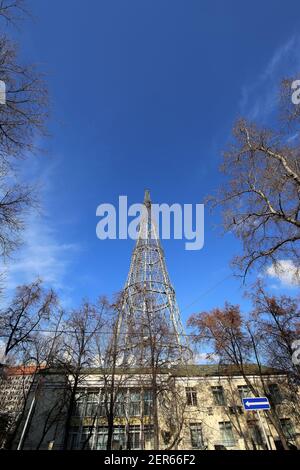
[117,190,191,365]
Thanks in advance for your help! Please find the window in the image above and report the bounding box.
[115,390,126,417]
[229,406,243,415]
[211,386,226,405]
[280,418,295,440]
[162,430,171,445]
[252,424,264,446]
[269,383,283,405]
[129,390,141,416]
[95,427,108,450]
[85,392,99,417]
[71,391,100,418]
[247,420,264,447]
[143,390,153,416]
[144,425,154,449]
[128,425,141,450]
[73,393,86,417]
[112,426,126,450]
[99,391,107,417]
[219,421,235,447]
[237,385,251,400]
[67,427,80,450]
[80,426,93,450]
[190,423,204,449]
[186,387,197,406]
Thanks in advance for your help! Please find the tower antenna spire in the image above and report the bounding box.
[144,189,151,206]
[117,191,191,365]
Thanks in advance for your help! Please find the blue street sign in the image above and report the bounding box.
[242,397,270,411]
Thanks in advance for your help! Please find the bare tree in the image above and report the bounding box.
[125,285,191,450]
[188,304,291,449]
[59,298,108,450]
[0,165,33,257]
[209,81,300,280]
[248,283,300,430]
[98,293,130,451]
[0,363,36,449]
[0,34,47,162]
[249,282,300,379]
[7,308,70,450]
[0,2,48,259]
[0,1,27,25]
[33,384,68,450]
[159,375,188,450]
[221,376,252,450]
[1,302,64,450]
[0,279,57,357]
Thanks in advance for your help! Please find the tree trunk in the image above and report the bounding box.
[152,367,159,450]
[62,374,78,450]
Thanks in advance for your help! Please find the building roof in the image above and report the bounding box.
[169,364,286,377]
[39,363,286,377]
[1,363,286,378]
[0,365,44,376]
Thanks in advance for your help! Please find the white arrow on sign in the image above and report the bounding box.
[245,400,268,407]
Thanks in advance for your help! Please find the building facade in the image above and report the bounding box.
[3,364,299,451]
[0,365,37,448]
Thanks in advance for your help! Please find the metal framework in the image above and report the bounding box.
[117,190,191,365]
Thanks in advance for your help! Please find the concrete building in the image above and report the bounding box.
[0,365,37,448]
[3,364,299,450]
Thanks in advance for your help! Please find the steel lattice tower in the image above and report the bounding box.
[117,190,191,365]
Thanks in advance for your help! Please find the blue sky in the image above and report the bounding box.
[3,0,300,324]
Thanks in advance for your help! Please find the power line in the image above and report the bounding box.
[0,329,201,338]
[180,273,233,313]
[0,275,234,339]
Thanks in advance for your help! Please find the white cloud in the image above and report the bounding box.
[0,155,80,299]
[266,259,300,288]
[239,34,300,121]
[1,213,79,292]
[194,352,220,364]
